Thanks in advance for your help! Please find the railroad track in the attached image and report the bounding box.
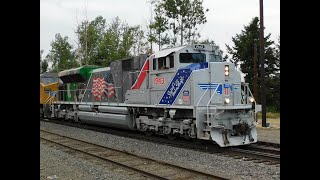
[40,118,280,165]
[257,141,280,148]
[227,147,279,164]
[228,141,280,164]
[41,129,227,180]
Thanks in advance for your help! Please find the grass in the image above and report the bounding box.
[257,112,280,118]
[256,112,280,129]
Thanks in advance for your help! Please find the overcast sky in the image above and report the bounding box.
[40,0,280,57]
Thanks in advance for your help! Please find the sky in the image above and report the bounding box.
[40,0,280,57]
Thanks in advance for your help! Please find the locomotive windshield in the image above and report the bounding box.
[179,53,206,63]
[209,54,222,62]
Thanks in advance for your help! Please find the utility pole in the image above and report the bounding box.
[85,20,87,65]
[259,0,267,127]
[149,1,153,53]
[253,43,258,103]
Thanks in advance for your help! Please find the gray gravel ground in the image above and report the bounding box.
[40,139,155,180]
[256,128,280,144]
[40,121,280,180]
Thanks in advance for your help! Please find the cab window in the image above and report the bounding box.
[180,53,206,63]
[154,56,174,70]
[169,55,174,68]
[158,57,167,70]
[209,54,222,62]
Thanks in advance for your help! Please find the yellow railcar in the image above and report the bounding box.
[40,73,60,117]
[40,82,59,104]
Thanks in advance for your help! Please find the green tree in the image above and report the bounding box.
[40,49,48,73]
[40,50,43,73]
[96,17,146,66]
[75,16,106,65]
[46,33,78,72]
[41,60,48,74]
[119,25,137,58]
[75,16,146,66]
[155,0,208,46]
[132,26,149,56]
[226,17,280,111]
[275,36,280,69]
[268,36,280,111]
[149,1,170,50]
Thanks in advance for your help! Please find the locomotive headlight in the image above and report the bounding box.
[224,65,229,76]
[249,97,255,103]
[224,98,230,104]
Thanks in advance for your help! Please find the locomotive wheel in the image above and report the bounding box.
[144,131,154,136]
[167,134,176,140]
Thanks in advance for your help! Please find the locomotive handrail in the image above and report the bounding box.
[243,83,257,121]
[241,83,255,105]
[246,84,255,104]
[206,84,220,127]
[55,88,122,105]
[196,88,209,106]
[44,91,58,105]
[80,72,93,102]
[206,84,220,107]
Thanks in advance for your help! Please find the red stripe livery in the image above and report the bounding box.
[131,58,150,89]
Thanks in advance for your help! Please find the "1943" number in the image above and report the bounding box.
[154,77,165,85]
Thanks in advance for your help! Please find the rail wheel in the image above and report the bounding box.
[167,134,176,140]
[144,130,154,136]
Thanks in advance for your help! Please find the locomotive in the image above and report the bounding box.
[41,44,257,147]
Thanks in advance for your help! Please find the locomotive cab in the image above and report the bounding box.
[150,44,223,72]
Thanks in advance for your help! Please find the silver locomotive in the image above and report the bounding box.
[46,44,258,147]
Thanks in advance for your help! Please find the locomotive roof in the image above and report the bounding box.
[40,72,58,78]
[58,65,102,78]
[154,45,186,58]
[58,65,103,83]
[153,44,220,59]
[91,67,111,73]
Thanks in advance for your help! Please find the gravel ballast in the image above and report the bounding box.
[256,128,280,144]
[40,121,280,180]
[40,139,154,180]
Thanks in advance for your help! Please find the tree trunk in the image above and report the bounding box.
[259,0,267,127]
[253,43,258,103]
[180,18,184,45]
[159,32,161,51]
[188,29,191,44]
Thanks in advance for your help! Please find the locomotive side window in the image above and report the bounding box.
[158,57,168,70]
[153,58,157,70]
[180,53,206,63]
[169,55,174,68]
